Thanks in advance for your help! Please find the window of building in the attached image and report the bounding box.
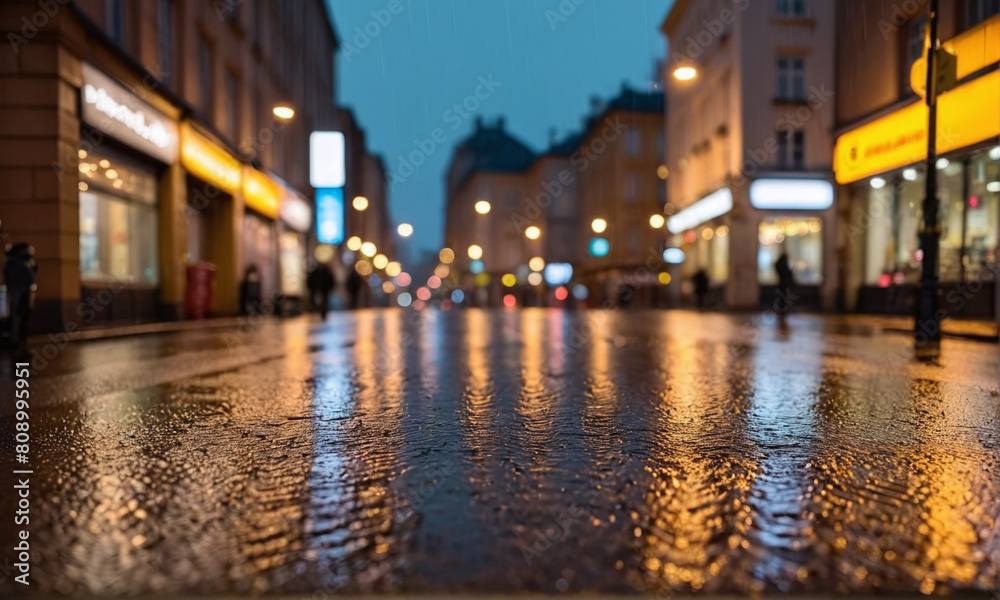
[776,130,805,169]
[199,34,214,117]
[861,148,999,286]
[626,225,641,253]
[78,148,158,285]
[225,68,239,141]
[758,218,822,285]
[776,57,806,101]
[505,189,519,211]
[968,0,1000,27]
[625,172,641,201]
[625,130,642,156]
[106,0,125,45]
[776,0,807,17]
[964,149,1000,279]
[157,0,173,84]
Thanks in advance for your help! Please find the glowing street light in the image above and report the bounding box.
[525,226,541,240]
[346,236,362,251]
[528,256,545,272]
[673,66,697,81]
[591,218,608,234]
[272,103,295,119]
[360,242,377,257]
[475,200,492,215]
[352,196,369,211]
[397,222,414,237]
[467,244,483,260]
[649,214,666,229]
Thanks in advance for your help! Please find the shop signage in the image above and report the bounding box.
[667,187,733,234]
[750,178,833,210]
[834,69,1000,185]
[241,167,281,219]
[180,123,241,194]
[280,193,312,233]
[310,132,346,188]
[316,188,345,245]
[81,63,178,164]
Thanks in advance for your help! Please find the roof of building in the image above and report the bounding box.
[580,84,665,139]
[448,118,536,193]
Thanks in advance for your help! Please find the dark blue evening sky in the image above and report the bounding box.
[327,0,673,259]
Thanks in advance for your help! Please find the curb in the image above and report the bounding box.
[25,316,250,345]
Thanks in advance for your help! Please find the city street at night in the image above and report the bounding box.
[1,309,998,596]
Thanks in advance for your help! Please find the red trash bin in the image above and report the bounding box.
[185,262,216,319]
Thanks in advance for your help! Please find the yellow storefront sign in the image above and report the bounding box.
[242,166,281,220]
[834,70,1000,184]
[180,123,241,194]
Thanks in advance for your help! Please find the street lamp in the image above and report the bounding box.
[525,226,541,240]
[467,244,483,260]
[649,214,666,229]
[475,200,492,215]
[352,196,369,211]
[360,242,377,257]
[397,223,413,237]
[591,218,608,234]
[673,66,697,81]
[272,103,295,120]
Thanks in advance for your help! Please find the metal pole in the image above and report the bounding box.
[916,0,941,360]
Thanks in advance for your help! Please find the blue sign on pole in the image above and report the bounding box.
[316,188,344,244]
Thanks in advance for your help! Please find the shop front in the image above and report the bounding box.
[77,63,179,326]
[667,178,836,311]
[179,123,242,317]
[241,166,282,312]
[834,19,1000,320]
[278,191,313,315]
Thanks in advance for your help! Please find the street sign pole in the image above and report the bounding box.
[916,0,941,360]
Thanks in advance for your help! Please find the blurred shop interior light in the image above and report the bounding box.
[749,178,834,210]
[667,187,733,234]
[662,248,686,264]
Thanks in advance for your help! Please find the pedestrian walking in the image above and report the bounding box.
[693,269,709,310]
[774,252,795,324]
[3,241,38,349]
[307,262,336,320]
[239,264,262,315]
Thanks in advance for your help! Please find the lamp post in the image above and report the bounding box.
[916,0,941,360]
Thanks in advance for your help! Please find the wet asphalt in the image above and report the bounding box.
[0,308,998,597]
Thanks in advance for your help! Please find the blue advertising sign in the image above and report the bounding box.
[316,187,344,244]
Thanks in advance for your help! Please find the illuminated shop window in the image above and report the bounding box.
[758,218,823,285]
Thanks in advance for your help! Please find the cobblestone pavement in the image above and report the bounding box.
[1,309,998,596]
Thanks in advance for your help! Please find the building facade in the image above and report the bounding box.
[575,87,666,308]
[834,0,999,320]
[0,0,339,333]
[662,0,838,311]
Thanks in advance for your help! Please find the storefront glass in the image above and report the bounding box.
[78,148,158,284]
[280,231,305,296]
[862,147,999,285]
[243,214,277,296]
[757,217,822,285]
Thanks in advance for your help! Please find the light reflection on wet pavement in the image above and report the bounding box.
[1,309,998,596]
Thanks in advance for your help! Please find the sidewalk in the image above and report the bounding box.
[803,313,998,343]
[25,315,252,345]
